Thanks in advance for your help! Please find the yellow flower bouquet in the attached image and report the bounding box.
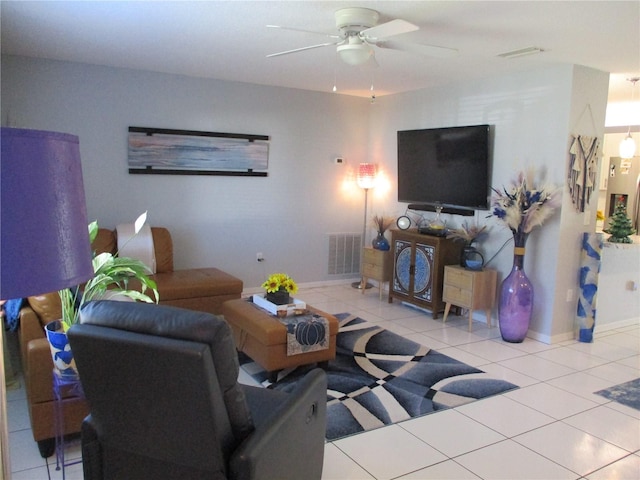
[262,273,298,305]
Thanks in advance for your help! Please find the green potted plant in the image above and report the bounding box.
[46,212,159,377]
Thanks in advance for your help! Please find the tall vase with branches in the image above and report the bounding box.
[491,170,559,342]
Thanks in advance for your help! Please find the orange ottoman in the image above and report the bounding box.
[222,298,338,378]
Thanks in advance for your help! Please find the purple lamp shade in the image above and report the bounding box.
[1,127,94,299]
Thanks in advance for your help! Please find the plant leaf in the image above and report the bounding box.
[134,211,148,234]
[88,220,99,243]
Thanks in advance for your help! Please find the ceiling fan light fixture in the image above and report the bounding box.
[619,133,636,159]
[337,43,373,66]
[335,8,379,33]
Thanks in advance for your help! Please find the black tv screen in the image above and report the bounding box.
[397,124,491,212]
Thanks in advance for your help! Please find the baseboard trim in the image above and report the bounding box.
[594,317,640,333]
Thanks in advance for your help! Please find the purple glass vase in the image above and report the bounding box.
[498,234,533,343]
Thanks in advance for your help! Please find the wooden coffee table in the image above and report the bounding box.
[222,298,338,380]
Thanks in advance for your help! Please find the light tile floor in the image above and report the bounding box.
[7,283,640,479]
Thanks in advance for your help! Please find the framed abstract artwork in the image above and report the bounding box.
[128,127,269,176]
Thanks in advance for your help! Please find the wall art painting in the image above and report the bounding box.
[128,127,269,176]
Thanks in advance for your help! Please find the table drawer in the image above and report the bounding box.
[444,267,473,289]
[443,285,472,307]
[363,262,385,278]
[363,248,386,263]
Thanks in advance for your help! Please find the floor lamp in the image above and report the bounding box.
[0,128,94,479]
[352,163,377,289]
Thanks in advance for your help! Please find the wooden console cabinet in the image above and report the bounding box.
[388,229,462,318]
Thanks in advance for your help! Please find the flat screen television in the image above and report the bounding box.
[397,124,492,214]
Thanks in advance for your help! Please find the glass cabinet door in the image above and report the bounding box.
[413,242,434,303]
[392,239,412,296]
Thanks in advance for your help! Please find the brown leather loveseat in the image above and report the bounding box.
[18,226,243,456]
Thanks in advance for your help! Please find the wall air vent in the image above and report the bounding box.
[328,233,361,275]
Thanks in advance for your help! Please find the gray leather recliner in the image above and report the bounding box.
[68,300,327,480]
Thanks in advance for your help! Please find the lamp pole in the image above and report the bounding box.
[352,163,377,289]
[0,309,8,480]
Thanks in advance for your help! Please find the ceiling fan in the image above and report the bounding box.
[267,7,458,67]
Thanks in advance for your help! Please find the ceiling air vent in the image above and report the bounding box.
[498,47,546,59]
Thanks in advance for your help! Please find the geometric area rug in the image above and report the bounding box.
[595,377,640,411]
[239,313,518,441]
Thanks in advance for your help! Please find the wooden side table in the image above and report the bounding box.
[442,265,497,331]
[362,247,392,299]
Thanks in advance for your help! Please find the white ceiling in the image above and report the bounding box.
[1,1,639,102]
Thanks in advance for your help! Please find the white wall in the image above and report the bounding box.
[553,65,610,340]
[596,242,640,329]
[368,64,609,342]
[1,55,370,288]
[2,55,612,342]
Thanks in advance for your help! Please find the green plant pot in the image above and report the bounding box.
[266,289,291,305]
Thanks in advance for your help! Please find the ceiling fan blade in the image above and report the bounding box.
[266,25,341,39]
[376,40,459,58]
[266,42,338,58]
[361,19,418,40]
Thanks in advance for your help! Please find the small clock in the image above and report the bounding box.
[396,216,411,230]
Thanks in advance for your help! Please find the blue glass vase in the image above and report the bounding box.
[372,232,390,250]
[498,234,533,343]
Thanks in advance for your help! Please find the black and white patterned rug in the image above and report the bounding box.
[239,313,518,440]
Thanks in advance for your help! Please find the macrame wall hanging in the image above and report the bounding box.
[568,103,601,213]
[568,135,599,212]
